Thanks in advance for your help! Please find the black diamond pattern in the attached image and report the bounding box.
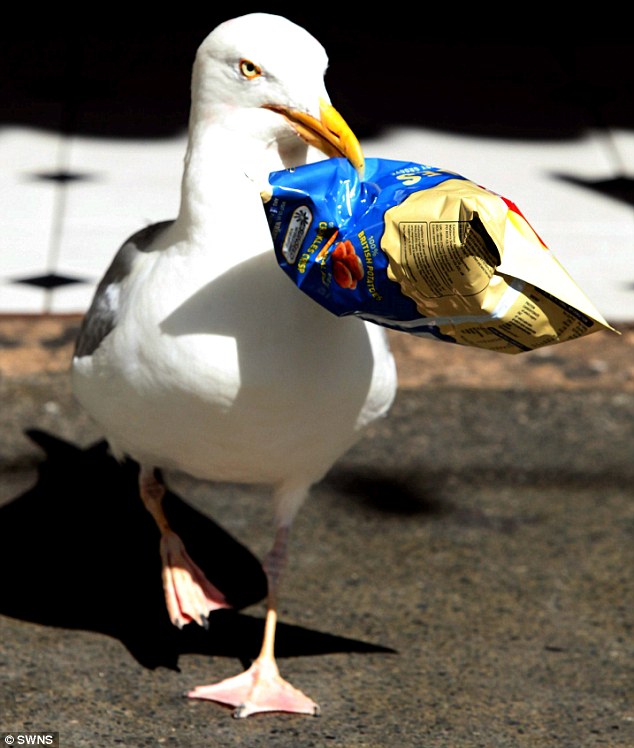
[554,175,634,208]
[31,170,95,184]
[13,273,86,290]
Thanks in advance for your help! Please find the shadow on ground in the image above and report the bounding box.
[0,430,395,672]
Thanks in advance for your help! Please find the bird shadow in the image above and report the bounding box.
[0,430,394,671]
[325,465,451,518]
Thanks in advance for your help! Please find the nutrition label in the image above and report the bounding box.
[398,220,497,298]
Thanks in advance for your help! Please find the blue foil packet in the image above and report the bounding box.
[264,158,613,354]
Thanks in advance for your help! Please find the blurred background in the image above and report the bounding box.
[1,16,632,322]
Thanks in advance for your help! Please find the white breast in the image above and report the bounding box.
[73,236,396,487]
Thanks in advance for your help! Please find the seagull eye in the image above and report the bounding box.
[239,59,262,79]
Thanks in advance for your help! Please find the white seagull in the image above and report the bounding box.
[72,13,397,718]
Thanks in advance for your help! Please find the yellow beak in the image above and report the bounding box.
[266,97,365,179]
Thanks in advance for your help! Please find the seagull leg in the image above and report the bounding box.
[187,524,320,718]
[139,467,230,628]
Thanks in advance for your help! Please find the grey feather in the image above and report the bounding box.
[74,221,173,357]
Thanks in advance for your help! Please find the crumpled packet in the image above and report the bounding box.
[264,158,616,354]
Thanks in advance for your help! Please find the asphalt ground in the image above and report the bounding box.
[0,316,632,747]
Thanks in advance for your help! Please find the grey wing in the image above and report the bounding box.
[74,220,174,357]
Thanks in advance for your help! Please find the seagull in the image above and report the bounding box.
[72,13,397,718]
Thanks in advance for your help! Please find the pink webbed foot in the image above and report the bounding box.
[160,531,230,628]
[187,655,320,719]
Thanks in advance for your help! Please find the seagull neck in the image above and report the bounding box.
[178,125,244,231]
[173,120,273,257]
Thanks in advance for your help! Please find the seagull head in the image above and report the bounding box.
[190,13,365,178]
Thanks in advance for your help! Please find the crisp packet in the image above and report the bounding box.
[264,158,615,354]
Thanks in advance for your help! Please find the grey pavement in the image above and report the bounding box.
[0,325,632,747]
